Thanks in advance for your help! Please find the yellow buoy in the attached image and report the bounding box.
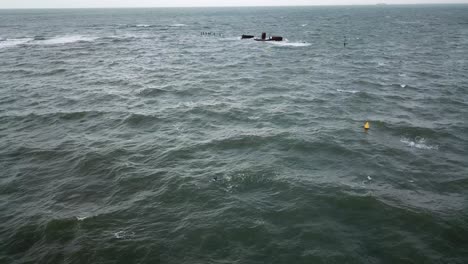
[364,121,370,130]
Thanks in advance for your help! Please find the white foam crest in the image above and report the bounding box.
[301,24,308,27]
[136,24,151,27]
[400,84,407,88]
[171,23,187,27]
[270,41,311,47]
[400,137,438,150]
[35,35,98,45]
[0,38,33,49]
[337,89,359,94]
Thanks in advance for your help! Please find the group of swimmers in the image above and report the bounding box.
[201,32,223,37]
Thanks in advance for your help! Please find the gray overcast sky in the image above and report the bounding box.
[1,0,467,8]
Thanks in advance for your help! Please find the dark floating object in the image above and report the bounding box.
[268,36,283,41]
[241,32,283,42]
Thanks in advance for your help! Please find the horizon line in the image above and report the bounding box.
[1,3,467,10]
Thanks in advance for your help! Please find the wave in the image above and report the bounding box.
[137,87,169,97]
[114,230,135,239]
[269,41,311,47]
[337,89,359,94]
[101,35,137,43]
[222,36,242,41]
[170,23,187,27]
[119,24,153,28]
[33,35,98,45]
[353,79,384,89]
[0,111,112,124]
[0,68,34,75]
[124,24,171,31]
[44,218,80,238]
[400,137,439,150]
[0,35,99,48]
[205,133,287,150]
[33,68,67,77]
[122,113,163,128]
[33,36,47,41]
[0,38,33,49]
[76,216,88,221]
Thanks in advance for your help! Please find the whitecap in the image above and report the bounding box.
[400,137,438,150]
[337,89,359,94]
[34,35,98,45]
[136,24,151,27]
[0,38,33,49]
[301,24,308,27]
[171,23,187,27]
[400,84,407,88]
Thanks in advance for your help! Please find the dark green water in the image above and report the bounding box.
[1,5,468,263]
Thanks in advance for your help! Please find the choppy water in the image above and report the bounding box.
[1,5,468,263]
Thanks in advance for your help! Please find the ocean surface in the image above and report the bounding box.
[1,5,468,263]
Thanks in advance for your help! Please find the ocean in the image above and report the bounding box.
[1,5,468,263]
